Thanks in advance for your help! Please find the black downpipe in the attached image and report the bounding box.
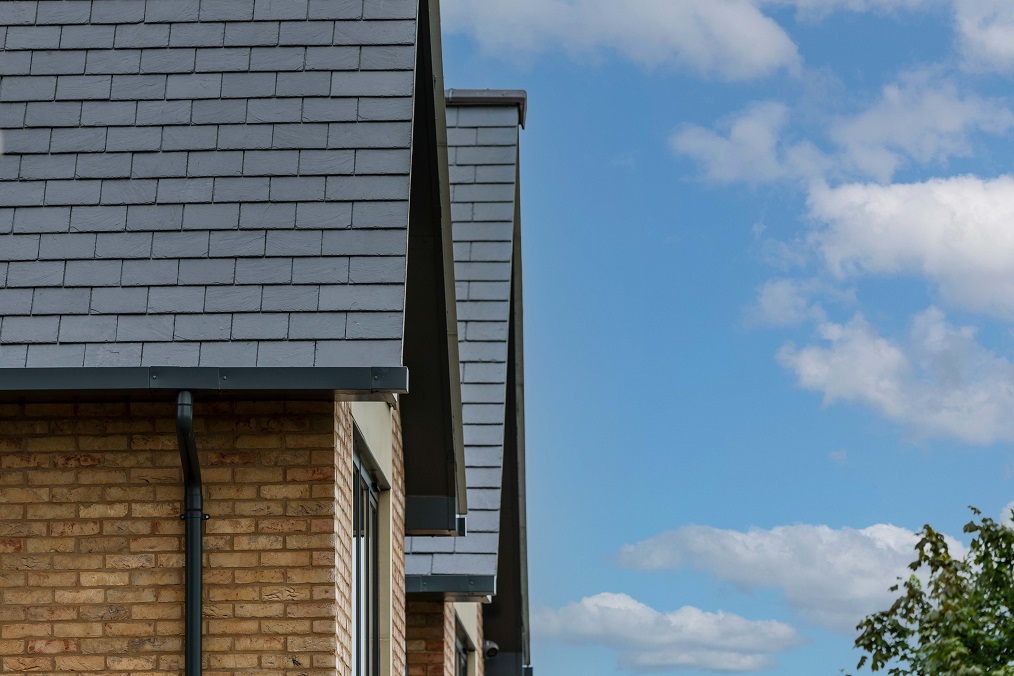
[176,391,206,676]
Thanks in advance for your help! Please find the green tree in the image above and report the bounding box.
[850,508,1014,675]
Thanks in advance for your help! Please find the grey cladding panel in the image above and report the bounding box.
[405,100,522,579]
[0,0,417,370]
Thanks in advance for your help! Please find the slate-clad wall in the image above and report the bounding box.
[0,0,415,369]
[406,102,519,578]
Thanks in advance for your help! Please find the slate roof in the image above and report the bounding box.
[0,0,417,369]
[405,93,523,580]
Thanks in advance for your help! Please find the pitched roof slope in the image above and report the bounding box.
[405,93,523,580]
[0,0,419,370]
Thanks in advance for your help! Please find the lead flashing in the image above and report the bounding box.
[445,89,528,128]
[406,574,496,597]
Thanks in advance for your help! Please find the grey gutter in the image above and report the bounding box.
[0,366,408,394]
[405,574,496,597]
[445,89,528,128]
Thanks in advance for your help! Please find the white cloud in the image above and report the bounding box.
[672,102,827,184]
[535,592,801,672]
[809,175,1014,318]
[830,72,1014,181]
[778,309,1014,444]
[441,0,801,80]
[955,0,1014,73]
[618,523,963,632]
[749,278,826,327]
[763,0,942,17]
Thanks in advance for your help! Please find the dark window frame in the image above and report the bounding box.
[353,448,380,676]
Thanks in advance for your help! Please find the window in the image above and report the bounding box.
[455,622,470,676]
[352,452,380,676]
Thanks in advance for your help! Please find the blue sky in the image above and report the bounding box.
[441,1,1014,674]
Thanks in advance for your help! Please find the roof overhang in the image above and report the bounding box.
[400,0,467,536]
[0,366,407,401]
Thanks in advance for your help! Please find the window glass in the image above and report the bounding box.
[352,453,380,676]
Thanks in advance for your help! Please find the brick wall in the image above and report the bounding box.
[0,398,358,676]
[391,407,406,676]
[406,599,454,676]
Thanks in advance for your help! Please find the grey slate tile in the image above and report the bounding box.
[261,285,319,311]
[39,233,96,259]
[232,313,288,339]
[351,201,408,228]
[188,151,244,177]
[199,341,258,366]
[37,1,92,24]
[59,315,117,343]
[32,50,88,76]
[101,179,158,205]
[152,231,210,258]
[91,0,146,23]
[288,312,344,338]
[27,344,86,367]
[0,345,29,368]
[168,22,226,47]
[278,21,335,47]
[235,258,292,284]
[70,206,128,233]
[76,153,132,179]
[114,24,171,49]
[60,25,116,50]
[0,52,32,76]
[214,177,271,202]
[305,46,359,71]
[131,153,189,179]
[294,202,352,229]
[322,229,404,256]
[0,235,41,261]
[254,0,308,20]
[354,149,409,175]
[330,71,412,97]
[318,284,401,311]
[346,312,401,339]
[141,341,200,366]
[85,49,142,75]
[356,97,413,122]
[118,315,176,342]
[33,287,92,315]
[247,98,301,123]
[166,73,223,100]
[174,314,232,341]
[144,0,201,23]
[0,289,34,315]
[360,46,414,71]
[64,259,122,286]
[135,100,190,125]
[45,180,102,206]
[297,149,354,175]
[7,27,62,51]
[265,230,322,256]
[147,286,206,313]
[3,2,40,25]
[84,342,144,366]
[0,181,46,207]
[195,47,251,72]
[0,102,27,127]
[291,257,347,284]
[313,338,400,366]
[126,204,184,231]
[218,124,274,150]
[270,176,325,201]
[90,287,149,314]
[21,155,76,181]
[157,178,215,203]
[192,99,247,124]
[106,126,162,152]
[1,316,60,343]
[327,121,410,149]
[222,72,276,98]
[250,47,306,72]
[15,207,71,233]
[121,259,178,286]
[162,125,218,151]
[199,0,255,21]
[239,202,296,230]
[332,20,414,45]
[140,48,197,74]
[308,0,363,20]
[205,285,262,312]
[110,74,166,100]
[257,340,315,366]
[325,175,408,201]
[2,128,52,153]
[183,204,240,231]
[223,21,280,47]
[244,150,300,176]
[273,123,328,149]
[209,231,265,257]
[300,97,357,122]
[179,258,236,285]
[95,232,153,259]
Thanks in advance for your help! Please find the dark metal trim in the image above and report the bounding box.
[0,366,409,394]
[405,574,496,596]
[445,89,528,128]
[405,496,458,535]
[176,391,206,676]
